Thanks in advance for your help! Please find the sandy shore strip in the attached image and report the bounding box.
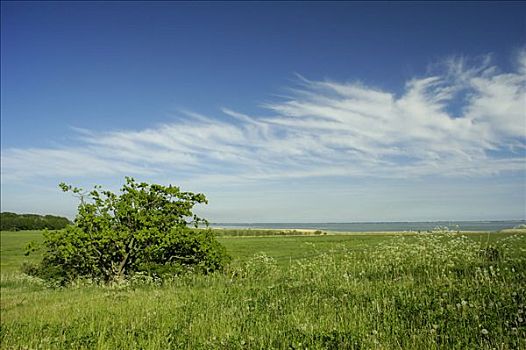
[210,227,525,236]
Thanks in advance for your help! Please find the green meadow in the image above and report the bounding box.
[1,229,525,349]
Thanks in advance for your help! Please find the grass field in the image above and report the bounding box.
[1,229,525,349]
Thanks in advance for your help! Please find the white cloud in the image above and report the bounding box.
[2,53,525,186]
[2,148,157,180]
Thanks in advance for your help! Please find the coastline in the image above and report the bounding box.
[210,220,526,233]
[211,227,526,237]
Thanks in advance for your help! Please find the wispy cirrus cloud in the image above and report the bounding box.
[2,52,525,185]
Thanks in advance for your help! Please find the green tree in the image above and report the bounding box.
[31,177,229,283]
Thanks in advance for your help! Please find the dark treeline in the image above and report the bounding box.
[0,212,71,231]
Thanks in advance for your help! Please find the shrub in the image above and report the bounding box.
[29,177,230,283]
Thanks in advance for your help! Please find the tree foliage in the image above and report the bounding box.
[0,212,71,231]
[30,177,229,283]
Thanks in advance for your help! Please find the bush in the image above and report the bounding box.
[29,177,230,283]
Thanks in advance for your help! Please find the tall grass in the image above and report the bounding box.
[1,232,525,349]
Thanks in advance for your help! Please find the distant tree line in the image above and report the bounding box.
[0,212,71,231]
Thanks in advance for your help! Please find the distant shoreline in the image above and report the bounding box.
[210,227,526,237]
[210,220,526,233]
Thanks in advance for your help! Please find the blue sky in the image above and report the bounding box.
[1,2,525,222]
